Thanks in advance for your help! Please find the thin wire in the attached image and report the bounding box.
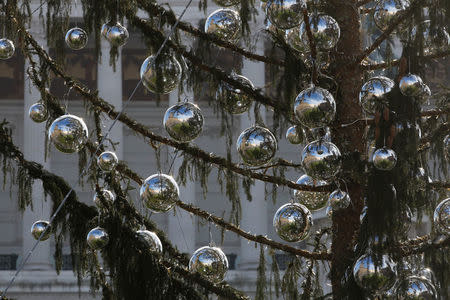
[175,207,190,252]
[1,0,193,296]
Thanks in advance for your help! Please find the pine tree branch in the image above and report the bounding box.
[429,181,450,189]
[392,234,450,257]
[362,50,450,70]
[419,122,449,151]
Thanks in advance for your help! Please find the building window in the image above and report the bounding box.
[0,52,24,99]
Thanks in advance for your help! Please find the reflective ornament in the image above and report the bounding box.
[374,0,409,31]
[237,126,277,166]
[65,27,88,50]
[299,14,340,50]
[360,205,368,223]
[213,0,240,6]
[140,54,182,94]
[326,189,350,217]
[205,9,241,43]
[302,140,341,180]
[217,74,254,114]
[31,220,51,241]
[266,0,305,29]
[395,276,437,299]
[353,253,397,293]
[48,114,89,153]
[136,230,163,253]
[294,174,329,211]
[359,76,394,114]
[86,227,109,250]
[105,22,129,47]
[189,246,228,283]
[286,26,307,53]
[273,202,312,242]
[140,173,179,213]
[28,103,48,123]
[286,126,303,144]
[417,83,431,103]
[444,135,450,160]
[0,38,15,59]
[93,189,115,209]
[411,20,450,55]
[97,151,118,172]
[294,85,336,128]
[101,23,110,38]
[372,147,397,171]
[399,74,423,97]
[433,198,449,235]
[163,102,204,142]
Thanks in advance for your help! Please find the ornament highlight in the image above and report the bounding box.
[433,198,449,235]
[105,22,129,47]
[205,9,241,43]
[285,126,303,144]
[140,54,182,95]
[0,38,15,59]
[359,76,394,114]
[31,220,51,241]
[163,102,204,142]
[48,114,89,153]
[28,102,48,123]
[374,0,409,31]
[301,140,341,180]
[294,174,329,211]
[372,147,397,171]
[87,227,109,250]
[189,246,228,283]
[65,27,88,50]
[294,85,336,129]
[97,151,119,172]
[399,74,424,97]
[353,253,397,293]
[273,202,312,242]
[236,126,277,166]
[217,74,254,114]
[140,173,179,213]
[93,189,115,209]
[136,230,163,253]
[266,0,305,29]
[326,189,350,217]
[299,14,340,51]
[395,276,437,299]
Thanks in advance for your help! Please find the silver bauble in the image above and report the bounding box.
[353,253,397,293]
[48,114,89,153]
[301,140,341,180]
[136,230,163,253]
[213,0,240,6]
[31,220,51,241]
[359,76,394,114]
[217,74,254,114]
[372,147,397,171]
[65,27,88,50]
[28,103,48,123]
[266,0,305,30]
[140,173,179,213]
[140,54,182,95]
[399,74,423,97]
[86,227,109,250]
[294,174,329,211]
[433,198,449,235]
[163,102,204,142]
[0,38,15,60]
[374,0,409,31]
[93,189,115,209]
[189,246,228,283]
[101,23,110,39]
[411,20,450,55]
[299,14,340,51]
[416,83,431,103]
[285,126,303,144]
[205,9,241,43]
[286,26,307,53]
[97,151,119,172]
[236,126,277,166]
[395,276,437,299]
[326,189,350,217]
[294,85,336,128]
[444,134,450,160]
[105,22,129,47]
[273,202,312,242]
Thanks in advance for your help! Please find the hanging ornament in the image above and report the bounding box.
[301,140,341,180]
[189,246,228,283]
[213,0,240,6]
[273,202,312,242]
[101,23,110,39]
[28,102,48,123]
[399,74,424,97]
[294,85,336,129]
[285,126,304,144]
[140,54,182,95]
[444,135,450,160]
[31,220,51,241]
[217,75,254,114]
[294,174,329,211]
[373,0,409,31]
[395,276,437,299]
[433,198,449,235]
[140,173,179,213]
[299,14,341,51]
[97,151,119,172]
[236,126,277,166]
[205,9,241,43]
[136,230,163,253]
[93,189,115,209]
[411,20,450,55]
[105,22,129,47]
[48,114,89,154]
[0,38,15,60]
[163,102,204,142]
[353,253,397,293]
[372,147,397,171]
[326,189,350,217]
[266,0,305,29]
[87,227,109,250]
[65,27,88,50]
[359,76,394,114]
[416,83,431,103]
[286,27,307,53]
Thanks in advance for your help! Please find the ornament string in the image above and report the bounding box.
[0,0,193,296]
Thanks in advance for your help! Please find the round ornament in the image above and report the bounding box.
[294,85,336,129]
[299,14,340,51]
[213,0,240,6]
[65,27,88,50]
[140,173,179,213]
[273,202,312,242]
[326,189,350,217]
[136,230,163,253]
[286,27,307,53]
[353,253,397,293]
[294,174,329,211]
[373,0,409,31]
[411,20,450,55]
[266,0,305,29]
[48,114,89,153]
[101,23,110,39]
[205,9,241,43]
[301,140,341,180]
[87,227,109,250]
[0,38,15,60]
[236,126,277,166]
[395,276,437,299]
[28,102,48,123]
[433,198,449,235]
[31,220,51,241]
[140,54,182,95]
[93,189,115,209]
[217,74,254,114]
[372,147,397,171]
[163,102,204,142]
[416,83,431,103]
[359,76,394,114]
[399,74,424,97]
[105,22,129,47]
[97,151,119,172]
[189,246,228,283]
[285,126,303,144]
[444,134,450,160]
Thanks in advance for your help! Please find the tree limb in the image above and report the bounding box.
[362,50,450,70]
